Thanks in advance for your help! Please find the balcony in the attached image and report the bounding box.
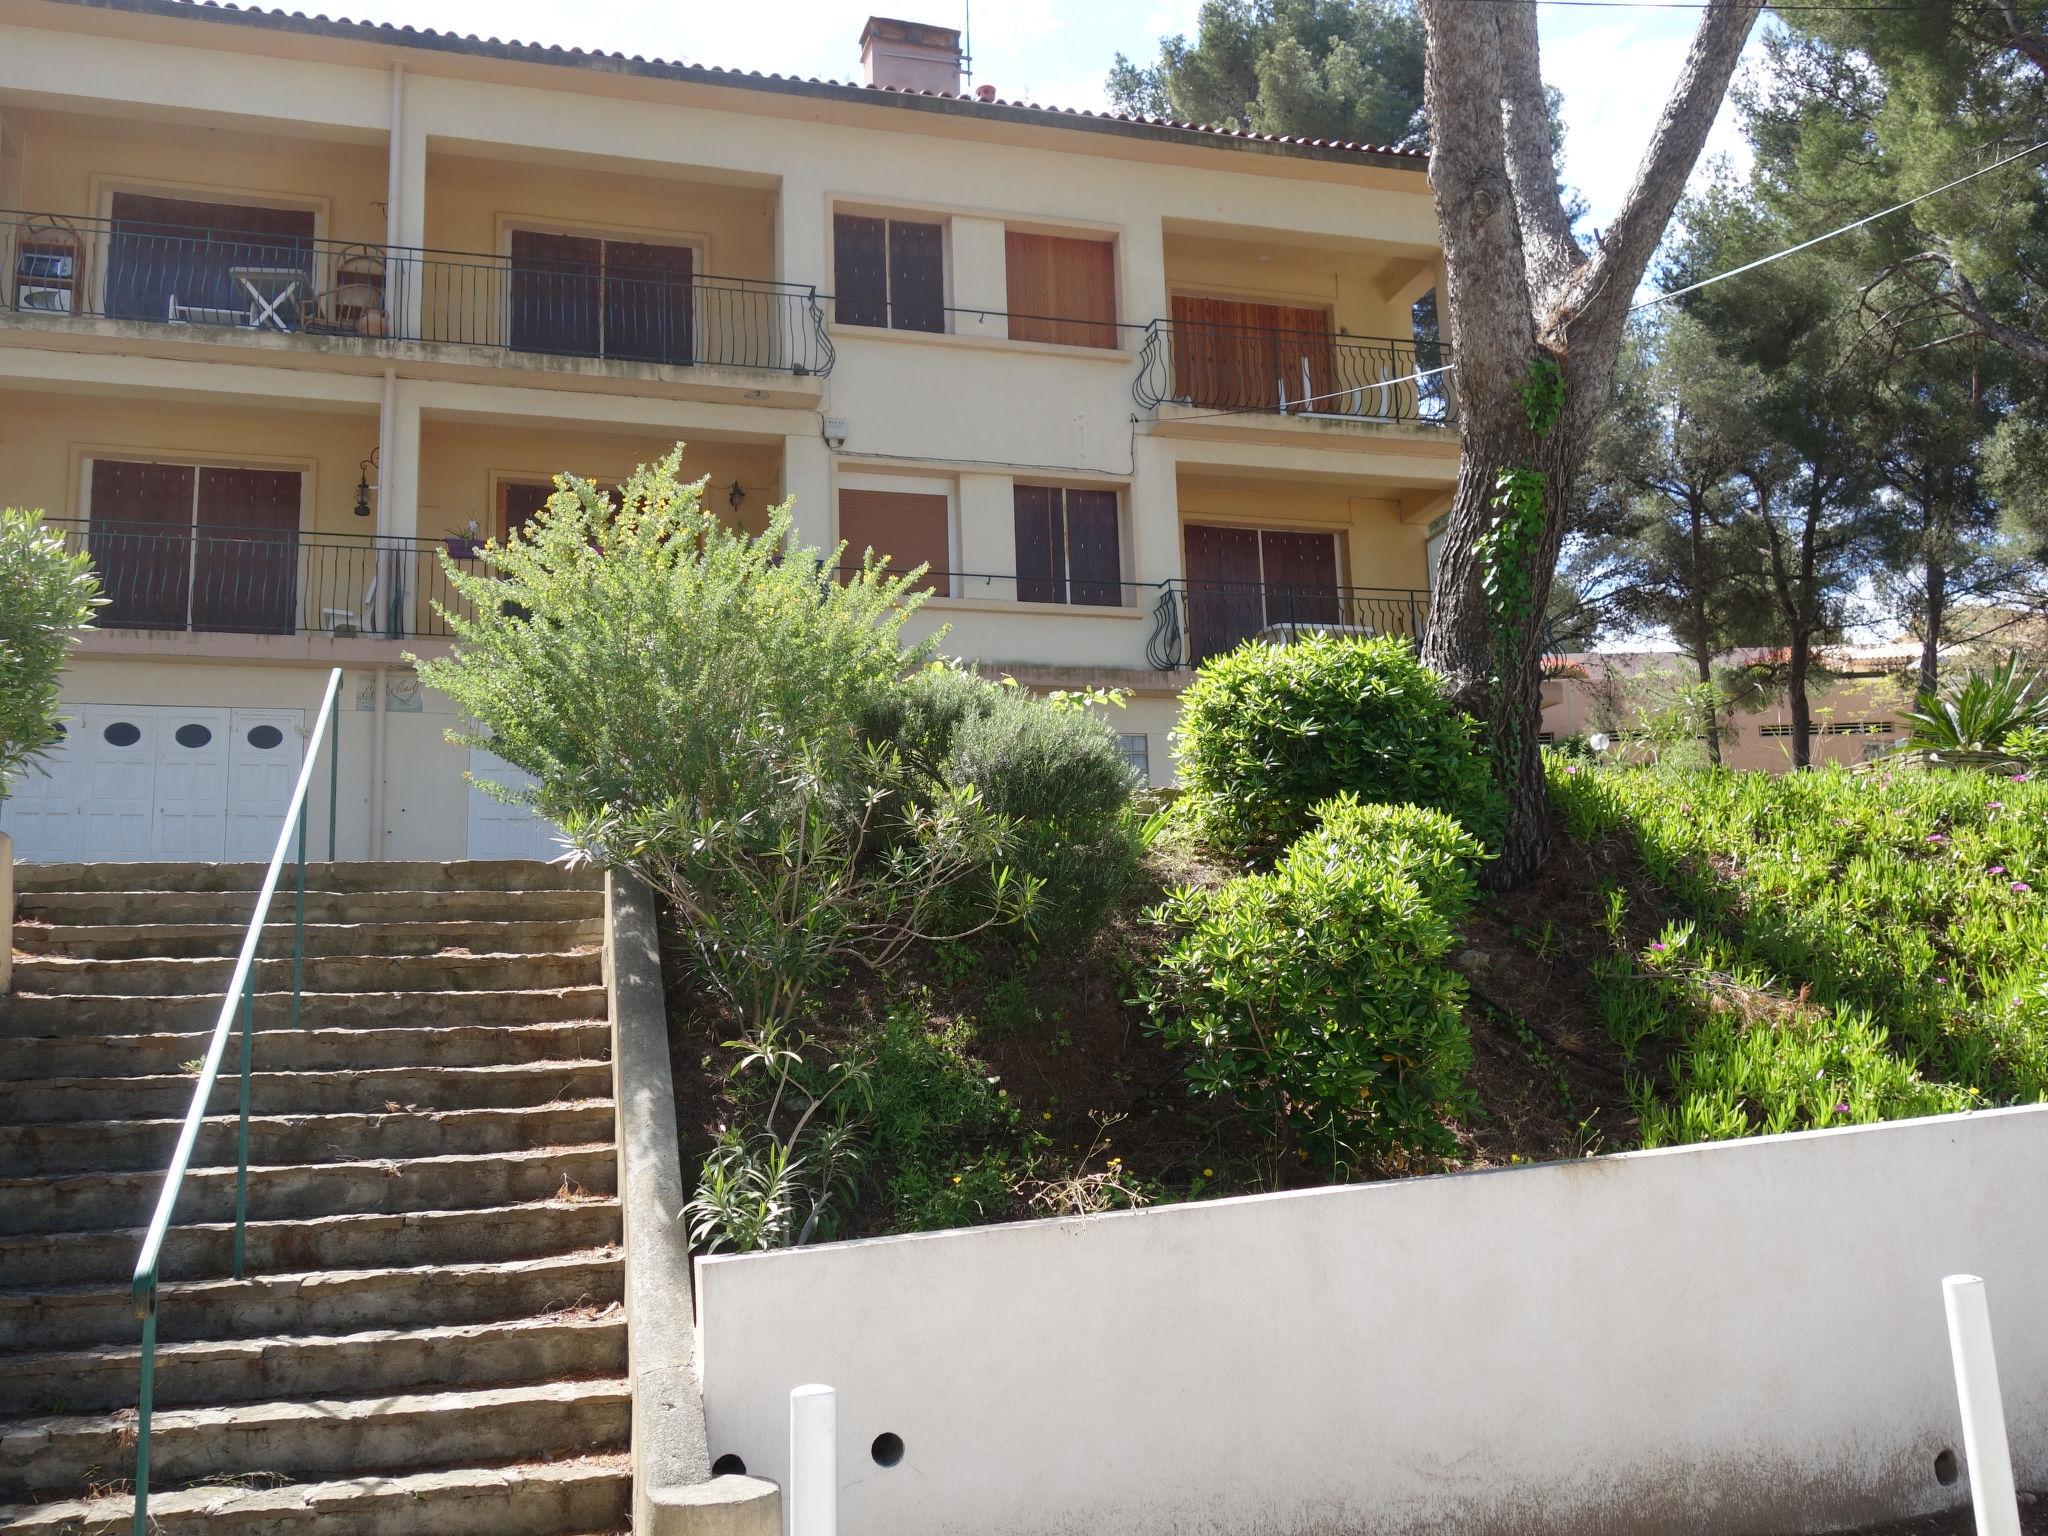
[1133,318,1453,428]
[2,211,833,379]
[51,518,472,641]
[1146,577,1431,669]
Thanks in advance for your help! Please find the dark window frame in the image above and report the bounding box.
[1012,483,1125,607]
[833,211,947,334]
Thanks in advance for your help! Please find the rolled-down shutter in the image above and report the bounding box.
[1006,232,1116,349]
[838,488,950,595]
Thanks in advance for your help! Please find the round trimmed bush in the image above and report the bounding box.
[1175,633,1502,853]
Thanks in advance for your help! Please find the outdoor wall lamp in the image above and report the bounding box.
[354,448,380,519]
[728,479,745,512]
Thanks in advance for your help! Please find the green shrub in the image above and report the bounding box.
[0,507,101,794]
[1175,634,1502,854]
[1900,655,2048,764]
[865,664,1141,947]
[1144,796,1484,1172]
[863,1001,1023,1230]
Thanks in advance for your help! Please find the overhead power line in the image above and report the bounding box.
[1154,136,2047,424]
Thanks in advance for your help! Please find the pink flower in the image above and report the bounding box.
[1988,865,2006,876]
[1987,801,2004,811]
[1834,1101,1851,1114]
[1927,833,1949,844]
[1649,941,1667,952]
[2013,881,2032,894]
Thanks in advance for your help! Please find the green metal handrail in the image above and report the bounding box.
[129,666,343,1534]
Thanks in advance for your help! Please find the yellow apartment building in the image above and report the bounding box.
[0,0,1458,863]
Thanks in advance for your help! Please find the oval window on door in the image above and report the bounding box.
[174,723,213,749]
[101,721,142,747]
[246,724,285,750]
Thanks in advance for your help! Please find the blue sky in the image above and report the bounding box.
[325,0,1762,232]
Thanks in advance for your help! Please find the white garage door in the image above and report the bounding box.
[466,746,565,861]
[1,705,302,863]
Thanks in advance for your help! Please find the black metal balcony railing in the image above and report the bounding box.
[50,518,475,640]
[1147,578,1431,669]
[3,211,833,376]
[1133,319,1454,426]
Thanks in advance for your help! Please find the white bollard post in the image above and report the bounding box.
[1941,1275,2022,1536]
[789,1383,837,1536]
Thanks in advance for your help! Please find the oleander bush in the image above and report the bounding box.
[1144,796,1485,1172]
[0,506,101,794]
[1175,633,1503,856]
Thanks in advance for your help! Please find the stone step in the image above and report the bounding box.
[0,1198,621,1288]
[0,1453,631,1536]
[16,887,602,926]
[0,985,607,1037]
[0,1059,612,1126]
[0,1378,630,1499]
[0,1310,627,1416]
[0,1102,616,1178]
[14,860,603,895]
[0,1144,617,1236]
[16,918,605,962]
[3,1021,614,1082]
[10,949,601,999]
[0,1249,622,1352]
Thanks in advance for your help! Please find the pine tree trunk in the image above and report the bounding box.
[1687,496,1722,767]
[1422,393,1585,887]
[1919,550,1947,700]
[1788,636,1813,770]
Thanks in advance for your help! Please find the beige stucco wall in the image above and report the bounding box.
[0,386,377,537]
[5,105,387,245]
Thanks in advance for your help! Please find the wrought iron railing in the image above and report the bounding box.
[130,666,342,1536]
[1133,319,1454,426]
[48,518,472,639]
[1147,577,1432,668]
[2,210,833,376]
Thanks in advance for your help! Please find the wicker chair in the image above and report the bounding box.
[10,214,88,315]
[299,245,389,336]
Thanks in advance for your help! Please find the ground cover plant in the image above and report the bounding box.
[1550,756,2048,1144]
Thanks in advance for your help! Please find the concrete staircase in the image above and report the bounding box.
[0,861,631,1535]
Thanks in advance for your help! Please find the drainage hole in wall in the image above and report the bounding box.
[1934,1448,1960,1486]
[871,1432,905,1468]
[711,1453,747,1477]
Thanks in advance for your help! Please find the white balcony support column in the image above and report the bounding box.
[955,473,1015,601]
[379,378,423,542]
[780,430,834,555]
[1122,212,1169,340]
[949,216,1006,341]
[387,62,426,339]
[1127,431,1181,590]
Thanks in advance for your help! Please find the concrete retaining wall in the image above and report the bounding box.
[695,1106,2048,1535]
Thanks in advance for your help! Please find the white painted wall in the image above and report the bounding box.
[696,1106,2048,1536]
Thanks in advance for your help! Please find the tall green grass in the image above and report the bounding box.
[1549,759,2047,1145]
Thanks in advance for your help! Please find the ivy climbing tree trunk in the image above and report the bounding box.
[1417,0,1763,884]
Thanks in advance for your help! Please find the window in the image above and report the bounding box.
[105,192,315,324]
[834,213,944,333]
[88,457,302,634]
[1116,733,1150,784]
[1170,294,1336,413]
[1005,231,1116,348]
[1013,485,1122,606]
[508,229,695,363]
[1181,524,1342,663]
[838,484,952,595]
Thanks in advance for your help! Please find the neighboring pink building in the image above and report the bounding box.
[1541,645,1923,772]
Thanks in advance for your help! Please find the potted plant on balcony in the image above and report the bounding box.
[443,518,486,560]
[0,507,103,990]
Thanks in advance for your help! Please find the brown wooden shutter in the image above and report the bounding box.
[509,229,602,356]
[1006,233,1115,348]
[1182,523,1265,663]
[501,482,554,541]
[1064,489,1123,605]
[604,239,693,365]
[838,488,950,594]
[834,214,889,328]
[89,458,197,629]
[887,220,945,333]
[195,466,301,634]
[1259,530,1340,627]
[107,192,315,322]
[1012,484,1062,604]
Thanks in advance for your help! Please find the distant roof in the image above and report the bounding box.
[45,0,1428,171]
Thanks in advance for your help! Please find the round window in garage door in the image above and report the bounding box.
[175,723,213,749]
[246,724,285,750]
[101,721,142,747]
